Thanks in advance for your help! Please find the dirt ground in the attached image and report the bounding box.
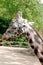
[0,46,41,65]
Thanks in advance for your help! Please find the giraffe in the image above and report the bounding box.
[2,11,43,65]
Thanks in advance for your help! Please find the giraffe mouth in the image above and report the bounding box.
[2,37,7,41]
[2,33,19,41]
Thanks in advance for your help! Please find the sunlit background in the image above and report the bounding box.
[41,0,43,3]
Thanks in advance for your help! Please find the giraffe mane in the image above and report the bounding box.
[30,25,43,42]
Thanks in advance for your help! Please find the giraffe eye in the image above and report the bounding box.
[12,27,16,29]
[14,32,17,34]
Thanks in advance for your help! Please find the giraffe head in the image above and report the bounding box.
[2,11,34,40]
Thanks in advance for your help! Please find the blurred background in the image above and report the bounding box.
[0,0,43,47]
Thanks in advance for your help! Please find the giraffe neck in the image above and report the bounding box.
[23,26,43,65]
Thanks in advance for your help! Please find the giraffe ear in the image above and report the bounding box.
[28,22,34,25]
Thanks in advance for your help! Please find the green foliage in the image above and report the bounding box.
[0,34,2,38]
[14,36,27,42]
[0,0,43,30]
[2,43,9,46]
[0,18,11,34]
